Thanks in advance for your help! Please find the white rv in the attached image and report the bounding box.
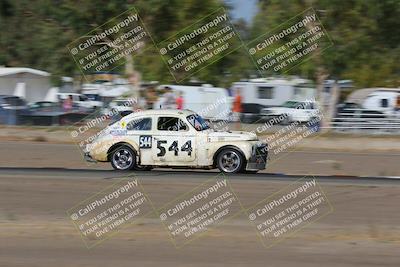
[154,84,232,121]
[232,78,315,107]
[347,88,400,114]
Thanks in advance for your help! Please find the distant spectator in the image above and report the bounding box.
[227,87,234,97]
[161,86,176,109]
[146,87,157,109]
[138,90,147,110]
[232,89,242,122]
[233,89,242,112]
[63,95,73,111]
[396,95,400,112]
[176,91,184,110]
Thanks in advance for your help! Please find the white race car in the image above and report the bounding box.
[84,109,268,173]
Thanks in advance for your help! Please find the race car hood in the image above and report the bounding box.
[207,130,258,142]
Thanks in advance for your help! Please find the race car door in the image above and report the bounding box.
[152,116,196,165]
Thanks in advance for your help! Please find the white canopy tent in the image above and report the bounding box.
[0,67,52,103]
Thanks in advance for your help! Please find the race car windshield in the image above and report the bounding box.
[186,114,210,131]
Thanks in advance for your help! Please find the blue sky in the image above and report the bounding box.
[224,0,258,24]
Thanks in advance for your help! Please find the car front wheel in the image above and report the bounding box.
[110,146,136,170]
[216,148,244,173]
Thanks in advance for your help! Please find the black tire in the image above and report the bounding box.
[133,165,153,171]
[110,146,136,170]
[242,170,259,174]
[216,148,245,173]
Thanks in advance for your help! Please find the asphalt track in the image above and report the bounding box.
[1,143,400,266]
[1,169,400,267]
[1,167,400,185]
[2,141,400,177]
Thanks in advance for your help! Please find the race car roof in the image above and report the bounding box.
[123,109,195,120]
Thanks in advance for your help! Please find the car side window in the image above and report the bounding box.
[126,117,152,131]
[381,99,389,108]
[157,117,188,131]
[257,86,274,99]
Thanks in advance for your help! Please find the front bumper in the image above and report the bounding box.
[84,152,97,163]
[246,143,268,171]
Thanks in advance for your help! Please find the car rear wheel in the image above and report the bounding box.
[216,148,244,173]
[110,146,136,170]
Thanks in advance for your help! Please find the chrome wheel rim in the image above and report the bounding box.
[112,148,133,170]
[219,151,241,173]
